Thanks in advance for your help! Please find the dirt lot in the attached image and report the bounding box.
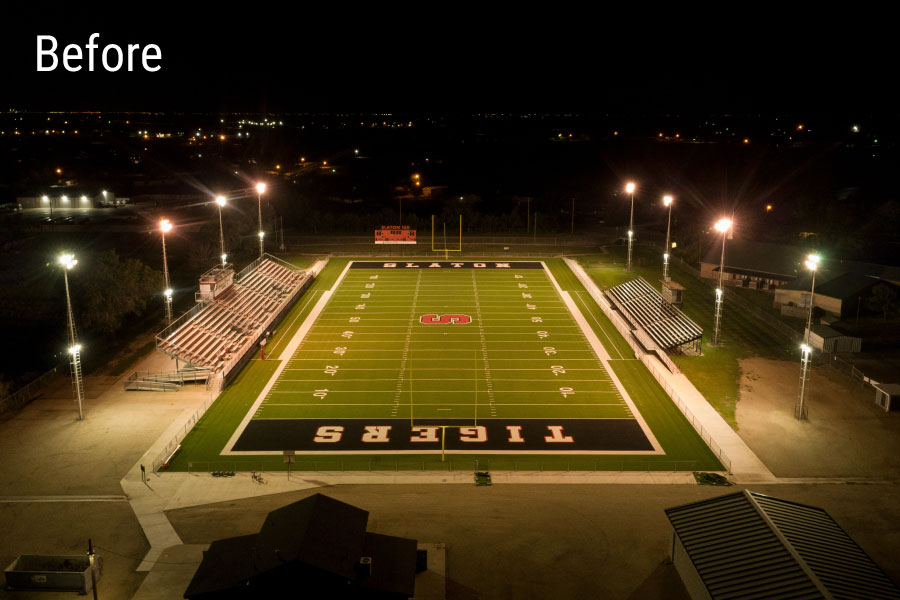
[736,357,900,478]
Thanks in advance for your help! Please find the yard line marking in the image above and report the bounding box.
[471,270,497,416]
[393,270,422,416]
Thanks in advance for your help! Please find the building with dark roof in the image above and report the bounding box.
[184,494,417,599]
[699,239,802,289]
[665,490,900,600]
[774,271,884,319]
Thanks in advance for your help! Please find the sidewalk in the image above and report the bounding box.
[563,257,777,483]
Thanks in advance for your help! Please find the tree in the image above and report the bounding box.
[866,283,899,321]
[74,250,163,335]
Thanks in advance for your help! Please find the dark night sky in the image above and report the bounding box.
[3,4,894,114]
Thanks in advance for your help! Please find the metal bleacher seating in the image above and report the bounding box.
[157,259,309,370]
[607,277,702,351]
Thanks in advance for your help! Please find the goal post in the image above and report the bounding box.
[408,350,480,461]
[431,215,462,259]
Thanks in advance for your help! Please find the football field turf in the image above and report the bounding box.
[223,261,662,455]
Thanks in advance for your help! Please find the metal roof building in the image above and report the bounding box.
[665,490,900,599]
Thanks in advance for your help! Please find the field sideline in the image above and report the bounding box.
[166,257,722,472]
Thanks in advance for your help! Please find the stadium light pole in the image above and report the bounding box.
[625,182,636,272]
[662,195,674,282]
[711,218,732,346]
[795,253,820,420]
[60,253,85,421]
[160,219,173,326]
[215,195,227,266]
[256,182,266,258]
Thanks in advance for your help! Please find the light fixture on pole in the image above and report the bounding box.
[256,182,266,258]
[160,219,174,325]
[215,195,227,267]
[42,195,52,221]
[711,218,732,346]
[795,253,820,420]
[662,195,674,282]
[625,182,636,272]
[59,253,85,421]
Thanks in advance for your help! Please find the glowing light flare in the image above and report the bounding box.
[663,195,673,206]
[805,254,820,271]
[68,344,82,354]
[160,219,172,233]
[801,343,812,354]
[714,218,732,233]
[256,183,266,194]
[215,195,226,207]
[59,254,77,269]
[625,182,635,194]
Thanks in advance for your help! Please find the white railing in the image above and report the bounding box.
[564,257,732,473]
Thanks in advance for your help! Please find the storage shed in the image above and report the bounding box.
[665,490,900,600]
[872,382,900,412]
[805,324,862,353]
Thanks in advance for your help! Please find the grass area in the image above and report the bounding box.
[577,246,794,427]
[165,255,723,472]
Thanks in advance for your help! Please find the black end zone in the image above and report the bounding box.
[232,419,655,452]
[349,261,544,269]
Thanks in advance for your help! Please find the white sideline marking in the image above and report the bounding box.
[222,261,355,454]
[542,261,663,454]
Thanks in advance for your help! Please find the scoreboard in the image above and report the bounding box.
[375,226,416,244]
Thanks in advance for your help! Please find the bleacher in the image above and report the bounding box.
[607,277,702,351]
[157,257,310,372]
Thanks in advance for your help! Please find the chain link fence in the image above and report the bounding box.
[0,361,64,416]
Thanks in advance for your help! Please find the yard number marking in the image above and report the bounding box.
[324,365,340,375]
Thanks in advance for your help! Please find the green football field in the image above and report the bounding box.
[167,257,723,472]
[223,261,661,456]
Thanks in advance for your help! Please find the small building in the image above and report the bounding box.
[661,280,685,306]
[775,271,881,320]
[665,490,900,600]
[805,324,862,353]
[184,494,418,599]
[873,382,900,412]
